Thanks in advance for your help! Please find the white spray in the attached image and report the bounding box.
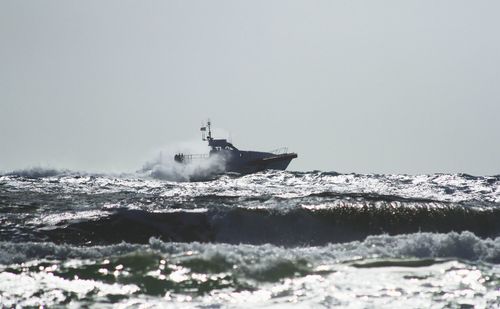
[139,139,226,182]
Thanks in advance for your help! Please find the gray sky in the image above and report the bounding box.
[1,1,499,175]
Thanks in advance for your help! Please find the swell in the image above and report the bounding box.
[34,206,500,246]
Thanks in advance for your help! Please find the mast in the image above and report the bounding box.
[200,119,213,142]
[207,119,212,141]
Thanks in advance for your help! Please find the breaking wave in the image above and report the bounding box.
[1,231,499,266]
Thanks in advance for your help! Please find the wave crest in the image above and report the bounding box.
[3,167,69,178]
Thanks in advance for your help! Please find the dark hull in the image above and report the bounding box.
[222,151,298,174]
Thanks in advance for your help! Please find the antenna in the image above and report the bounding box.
[207,118,212,141]
[200,118,212,141]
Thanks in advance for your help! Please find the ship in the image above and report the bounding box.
[174,120,298,174]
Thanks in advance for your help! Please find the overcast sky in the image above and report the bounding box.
[1,1,499,175]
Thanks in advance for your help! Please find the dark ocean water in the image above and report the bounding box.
[1,168,499,308]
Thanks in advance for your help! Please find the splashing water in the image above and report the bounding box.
[139,140,226,182]
[140,153,226,182]
[1,169,499,307]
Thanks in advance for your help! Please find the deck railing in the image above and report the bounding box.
[183,154,209,161]
[268,147,288,155]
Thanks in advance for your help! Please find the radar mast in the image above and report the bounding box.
[207,119,212,141]
[200,119,213,142]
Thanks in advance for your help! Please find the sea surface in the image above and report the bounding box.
[1,168,499,308]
